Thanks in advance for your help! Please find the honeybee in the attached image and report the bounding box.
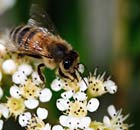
[8,4,80,81]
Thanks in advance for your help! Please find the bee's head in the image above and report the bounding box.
[58,50,79,79]
[63,50,79,70]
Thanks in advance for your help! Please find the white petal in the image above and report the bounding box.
[87,98,100,112]
[10,85,21,98]
[78,78,88,91]
[59,116,77,129]
[59,115,69,127]
[73,92,87,101]
[18,112,31,127]
[0,104,10,118]
[24,98,39,109]
[31,71,43,85]
[0,87,3,99]
[56,98,70,111]
[61,90,74,99]
[52,125,64,130]
[18,64,32,76]
[37,107,48,120]
[12,71,27,84]
[0,120,3,130]
[77,64,85,73]
[107,105,117,118]
[1,107,9,119]
[66,117,78,129]
[84,128,93,130]
[51,78,63,91]
[2,59,17,74]
[104,80,117,94]
[42,123,51,130]
[0,72,2,82]
[39,88,52,102]
[103,116,111,127]
[79,117,91,129]
[108,85,117,94]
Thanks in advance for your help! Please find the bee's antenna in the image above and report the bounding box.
[75,67,88,87]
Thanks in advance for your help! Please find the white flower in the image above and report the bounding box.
[107,105,117,118]
[37,107,48,120]
[24,98,39,109]
[18,112,31,127]
[51,76,88,92]
[78,77,88,91]
[2,59,17,74]
[0,87,3,99]
[39,88,52,102]
[18,64,33,76]
[87,98,100,112]
[79,117,91,129]
[10,76,52,110]
[10,85,21,98]
[51,77,63,91]
[19,79,41,99]
[52,125,64,130]
[103,105,130,130]
[42,124,64,130]
[57,91,99,114]
[7,97,25,117]
[57,93,99,129]
[42,123,51,130]
[31,71,43,85]
[24,114,48,130]
[77,64,85,73]
[0,104,10,118]
[59,115,91,129]
[104,80,117,94]
[73,91,87,101]
[61,90,74,99]
[0,0,16,15]
[0,120,3,130]
[56,98,70,111]
[103,116,111,127]
[12,71,27,84]
[87,70,118,97]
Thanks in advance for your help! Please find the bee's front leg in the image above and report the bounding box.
[37,63,45,82]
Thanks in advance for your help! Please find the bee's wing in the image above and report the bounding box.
[28,4,58,35]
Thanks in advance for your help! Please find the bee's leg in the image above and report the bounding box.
[58,68,69,79]
[37,63,45,82]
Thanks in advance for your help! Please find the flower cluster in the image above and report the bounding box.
[0,40,131,130]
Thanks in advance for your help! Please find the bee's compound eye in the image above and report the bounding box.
[63,59,72,70]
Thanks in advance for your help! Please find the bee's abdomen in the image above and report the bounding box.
[10,25,24,43]
[10,25,32,47]
[10,25,48,52]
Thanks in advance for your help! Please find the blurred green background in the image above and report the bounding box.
[0,0,140,130]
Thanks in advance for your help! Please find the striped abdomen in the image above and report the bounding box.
[10,25,48,52]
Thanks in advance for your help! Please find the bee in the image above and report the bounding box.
[8,4,81,81]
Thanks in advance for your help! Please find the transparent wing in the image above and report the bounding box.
[28,4,58,35]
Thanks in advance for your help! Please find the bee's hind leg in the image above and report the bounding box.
[37,63,45,82]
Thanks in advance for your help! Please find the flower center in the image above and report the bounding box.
[27,116,45,130]
[7,97,25,117]
[87,76,105,97]
[21,80,40,99]
[68,101,87,117]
